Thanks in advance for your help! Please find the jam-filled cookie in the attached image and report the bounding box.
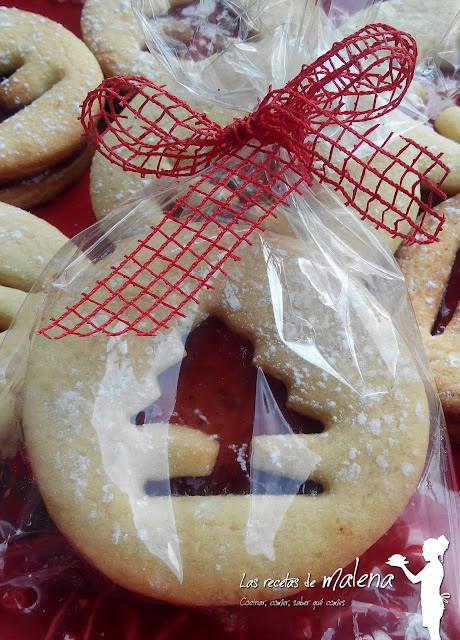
[23,221,429,605]
[83,0,242,219]
[0,8,103,207]
[83,2,455,252]
[0,143,94,210]
[396,194,460,440]
[0,203,67,457]
[82,0,168,80]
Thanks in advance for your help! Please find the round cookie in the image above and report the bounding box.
[0,8,103,193]
[84,0,317,220]
[23,221,430,606]
[82,0,166,80]
[83,0,451,252]
[395,194,460,441]
[0,203,68,457]
[91,88,460,255]
[83,0,257,219]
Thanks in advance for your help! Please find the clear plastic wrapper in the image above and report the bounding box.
[399,9,459,123]
[132,0,318,110]
[0,1,459,639]
[132,0,444,133]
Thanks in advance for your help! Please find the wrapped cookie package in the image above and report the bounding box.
[1,1,460,638]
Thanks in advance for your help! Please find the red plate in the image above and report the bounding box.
[0,1,459,639]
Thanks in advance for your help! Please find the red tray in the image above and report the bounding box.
[1,2,459,639]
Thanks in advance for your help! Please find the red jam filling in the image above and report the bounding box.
[134,316,324,496]
[431,246,460,335]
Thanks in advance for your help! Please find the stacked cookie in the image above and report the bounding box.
[81,0,246,219]
[0,8,103,208]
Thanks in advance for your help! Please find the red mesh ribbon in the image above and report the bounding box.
[39,23,449,339]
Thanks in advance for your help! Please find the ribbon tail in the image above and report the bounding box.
[307,118,449,244]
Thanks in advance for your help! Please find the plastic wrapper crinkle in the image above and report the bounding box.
[0,1,459,639]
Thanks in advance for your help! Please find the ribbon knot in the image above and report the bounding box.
[221,96,309,154]
[223,114,261,147]
[40,23,449,339]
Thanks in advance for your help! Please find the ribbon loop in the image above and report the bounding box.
[81,75,226,178]
[288,23,417,124]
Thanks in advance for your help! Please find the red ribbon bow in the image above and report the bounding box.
[39,23,448,339]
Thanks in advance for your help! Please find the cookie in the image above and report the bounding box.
[83,0,254,220]
[81,0,166,80]
[89,98,430,254]
[23,220,429,605]
[0,203,68,457]
[315,133,423,254]
[84,0,318,219]
[0,8,103,204]
[435,106,460,145]
[395,194,460,441]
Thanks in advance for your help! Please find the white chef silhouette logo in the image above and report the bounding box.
[387,536,450,640]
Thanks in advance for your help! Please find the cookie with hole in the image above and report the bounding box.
[395,194,460,441]
[89,90,241,220]
[89,94,432,256]
[0,7,103,205]
[22,220,430,606]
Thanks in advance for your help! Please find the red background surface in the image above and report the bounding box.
[1,1,459,638]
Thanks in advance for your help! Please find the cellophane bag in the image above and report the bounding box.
[0,1,459,639]
[407,10,459,121]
